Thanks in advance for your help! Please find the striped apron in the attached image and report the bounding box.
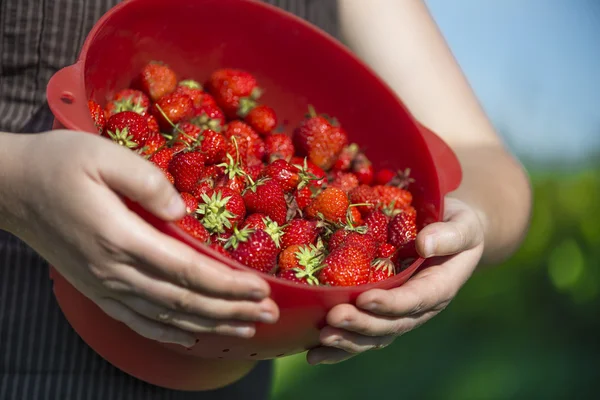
[0,1,339,398]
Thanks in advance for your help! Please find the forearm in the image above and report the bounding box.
[0,132,30,234]
[338,0,532,265]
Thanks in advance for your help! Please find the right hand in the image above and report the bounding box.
[4,129,279,348]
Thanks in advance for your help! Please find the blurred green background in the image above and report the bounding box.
[270,160,600,399]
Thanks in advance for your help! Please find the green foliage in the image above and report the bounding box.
[272,167,600,399]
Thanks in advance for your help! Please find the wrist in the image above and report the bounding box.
[0,132,32,234]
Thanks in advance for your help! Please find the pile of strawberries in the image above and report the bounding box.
[87,61,419,287]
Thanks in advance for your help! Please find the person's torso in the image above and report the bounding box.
[0,0,339,134]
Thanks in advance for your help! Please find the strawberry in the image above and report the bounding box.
[387,207,418,248]
[276,269,311,285]
[104,111,150,149]
[348,206,364,227]
[175,79,204,109]
[328,229,350,252]
[180,192,198,214]
[152,91,194,131]
[290,156,326,187]
[105,89,150,118]
[139,131,166,156]
[175,215,210,243]
[243,179,288,225]
[364,210,389,244]
[348,185,378,216]
[241,214,284,247]
[265,133,294,162]
[279,243,324,271]
[164,170,175,185]
[215,147,249,194]
[351,152,374,185]
[191,104,226,133]
[342,232,378,260]
[318,244,371,287]
[280,218,319,249]
[197,187,246,234]
[306,187,349,224]
[191,180,215,201]
[168,150,205,193]
[375,168,395,185]
[333,143,359,172]
[88,100,106,134]
[174,121,203,146]
[292,107,348,170]
[259,159,299,193]
[225,227,278,274]
[377,243,399,262]
[209,242,231,258]
[149,147,175,171]
[373,185,413,211]
[293,186,315,212]
[223,121,263,164]
[244,105,277,136]
[198,129,227,165]
[137,61,178,102]
[145,115,160,135]
[330,172,359,193]
[387,168,416,189]
[206,68,262,119]
[245,161,264,182]
[369,258,395,283]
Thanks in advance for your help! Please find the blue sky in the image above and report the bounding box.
[426,0,600,164]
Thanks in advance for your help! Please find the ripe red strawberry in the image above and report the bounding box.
[388,207,418,248]
[342,232,378,260]
[259,159,299,193]
[243,179,287,225]
[175,215,210,243]
[139,131,166,156]
[164,170,175,185]
[306,187,349,224]
[241,214,284,247]
[174,122,203,146]
[105,89,150,118]
[197,187,246,234]
[364,210,389,244]
[330,172,359,193]
[328,229,350,252]
[318,244,371,287]
[104,111,150,149]
[191,104,226,133]
[168,150,205,193]
[377,243,399,262]
[244,105,277,136]
[215,147,249,193]
[293,107,348,170]
[352,152,374,185]
[88,100,106,134]
[152,91,194,131]
[369,258,396,283]
[265,133,294,162]
[373,185,413,210]
[209,242,231,258]
[175,80,204,108]
[279,243,324,271]
[293,186,315,212]
[149,147,175,171]
[223,121,263,164]
[191,180,215,201]
[145,114,160,135]
[290,156,326,187]
[280,219,319,249]
[198,129,227,165]
[375,168,395,185]
[245,161,263,182]
[333,143,359,172]
[226,228,278,273]
[180,192,198,214]
[348,206,364,227]
[199,92,218,108]
[137,61,178,102]
[206,68,262,119]
[348,185,378,216]
[276,269,310,284]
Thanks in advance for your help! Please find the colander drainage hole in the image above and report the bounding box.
[60,92,75,104]
[250,353,257,357]
[222,349,230,353]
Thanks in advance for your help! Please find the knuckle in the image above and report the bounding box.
[173,291,195,313]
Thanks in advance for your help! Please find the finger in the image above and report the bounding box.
[97,142,186,221]
[416,198,483,258]
[102,263,279,324]
[306,346,354,365]
[94,296,196,348]
[326,303,436,337]
[319,326,395,354]
[108,212,272,301]
[117,295,257,338]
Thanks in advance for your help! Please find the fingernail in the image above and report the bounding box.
[259,311,277,324]
[166,196,185,218]
[423,236,436,258]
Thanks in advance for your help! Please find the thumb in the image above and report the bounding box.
[98,143,186,222]
[415,198,483,258]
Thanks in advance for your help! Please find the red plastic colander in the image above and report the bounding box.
[46,0,462,391]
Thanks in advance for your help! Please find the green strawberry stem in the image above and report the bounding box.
[107,128,138,149]
[196,192,237,235]
[372,258,395,275]
[293,157,324,190]
[178,79,202,90]
[262,217,284,248]
[154,104,197,146]
[223,225,254,250]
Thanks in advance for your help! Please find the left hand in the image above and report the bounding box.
[307,197,485,365]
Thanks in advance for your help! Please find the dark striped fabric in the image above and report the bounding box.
[0,1,339,399]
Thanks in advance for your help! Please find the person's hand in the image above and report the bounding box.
[4,130,279,348]
[307,197,484,365]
